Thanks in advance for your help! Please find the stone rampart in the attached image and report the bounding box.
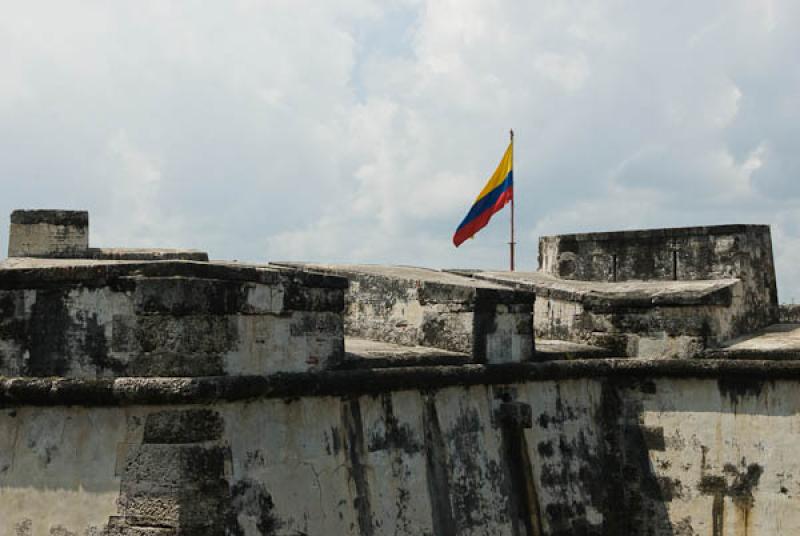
[0,259,346,377]
[273,263,536,364]
[0,360,797,535]
[473,271,746,358]
[538,224,778,337]
[3,210,800,536]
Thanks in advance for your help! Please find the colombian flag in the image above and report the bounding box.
[453,142,513,247]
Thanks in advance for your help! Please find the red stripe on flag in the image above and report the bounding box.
[452,187,513,247]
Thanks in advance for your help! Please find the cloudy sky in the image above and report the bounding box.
[1,1,799,297]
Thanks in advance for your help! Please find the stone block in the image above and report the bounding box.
[8,210,89,258]
[142,409,224,444]
[121,444,228,486]
[0,259,347,376]
[272,263,535,364]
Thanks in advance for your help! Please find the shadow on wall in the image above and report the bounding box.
[526,376,782,536]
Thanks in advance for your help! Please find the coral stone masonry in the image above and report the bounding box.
[5,210,800,536]
[0,258,346,376]
[272,262,536,364]
[8,209,89,258]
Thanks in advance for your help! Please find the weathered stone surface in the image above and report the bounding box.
[142,408,224,443]
[88,248,209,262]
[341,337,471,369]
[8,210,89,258]
[537,224,779,338]
[703,323,800,360]
[1,375,799,535]
[534,339,614,360]
[470,270,743,358]
[0,259,347,376]
[2,359,800,406]
[4,210,800,536]
[779,303,800,323]
[7,209,209,262]
[273,263,535,364]
[476,270,738,307]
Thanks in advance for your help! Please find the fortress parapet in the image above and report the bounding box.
[3,210,800,535]
[1,212,347,377]
[538,224,778,329]
[273,263,536,364]
[8,209,208,261]
[464,224,780,358]
[8,209,90,258]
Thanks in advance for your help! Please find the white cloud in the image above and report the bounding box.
[0,1,799,298]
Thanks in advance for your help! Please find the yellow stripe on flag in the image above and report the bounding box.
[474,142,513,202]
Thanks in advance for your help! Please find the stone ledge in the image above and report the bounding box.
[2,359,800,406]
[469,271,738,309]
[273,262,535,363]
[272,262,533,304]
[88,248,209,262]
[0,258,348,290]
[10,209,89,226]
[540,223,771,243]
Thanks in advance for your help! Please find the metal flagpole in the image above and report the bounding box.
[509,129,516,271]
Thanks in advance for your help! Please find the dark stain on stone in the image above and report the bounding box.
[545,503,578,525]
[641,426,666,451]
[718,377,764,407]
[595,379,676,535]
[0,291,17,317]
[537,440,554,458]
[698,474,726,495]
[698,460,763,536]
[341,396,374,536]
[132,316,238,356]
[725,461,764,508]
[48,526,76,536]
[711,493,724,536]
[243,450,266,470]
[420,316,449,353]
[11,209,88,226]
[421,393,456,536]
[444,403,510,532]
[367,393,422,454]
[14,519,32,536]
[290,312,342,337]
[529,387,606,535]
[446,407,492,531]
[537,413,550,429]
[673,516,696,536]
[638,380,657,394]
[226,478,283,536]
[394,487,412,535]
[328,425,342,455]
[557,437,572,456]
[134,277,248,316]
[84,313,124,375]
[26,289,70,376]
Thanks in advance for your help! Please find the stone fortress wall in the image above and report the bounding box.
[1,210,800,536]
